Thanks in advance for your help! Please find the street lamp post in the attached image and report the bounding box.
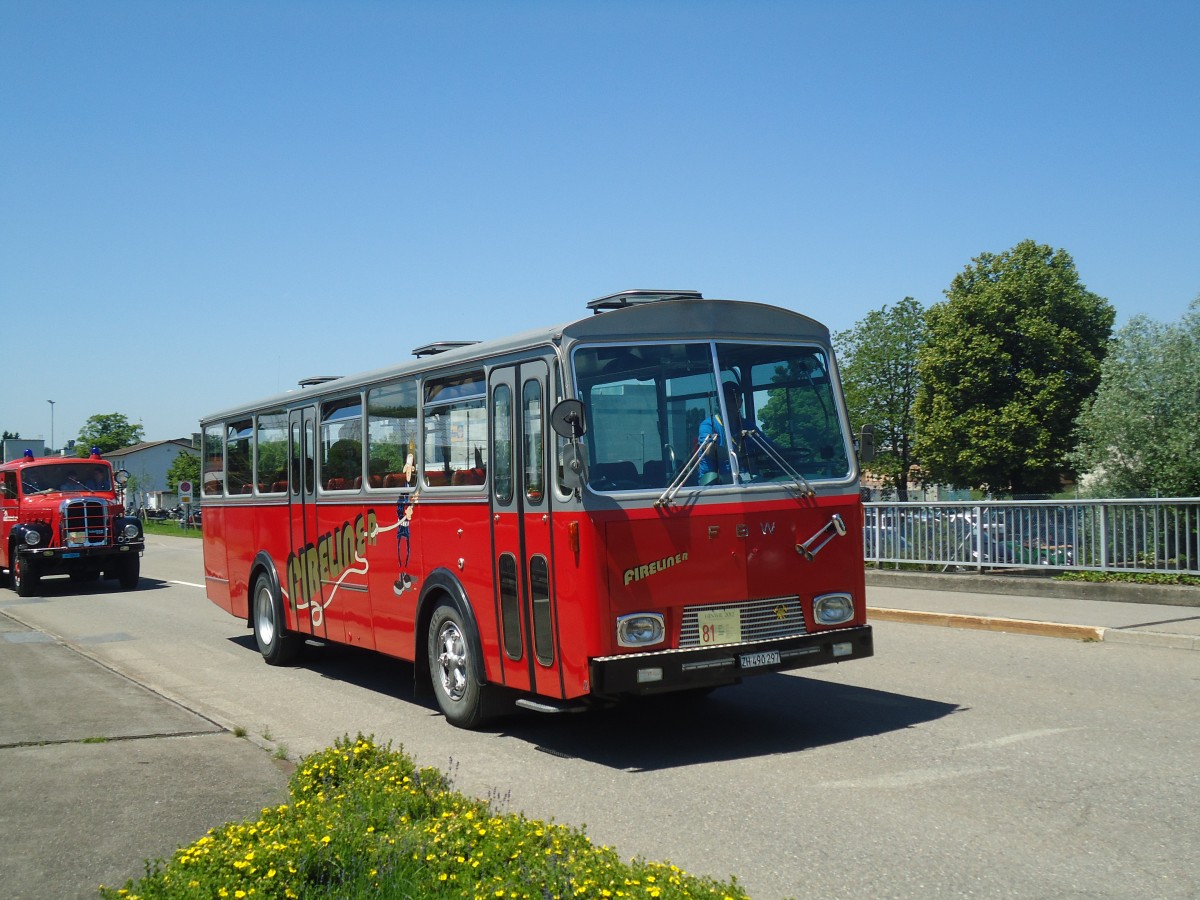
[47,400,55,455]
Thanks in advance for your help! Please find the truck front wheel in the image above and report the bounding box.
[12,552,39,598]
[116,556,140,590]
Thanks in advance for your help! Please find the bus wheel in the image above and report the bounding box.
[12,553,39,598]
[253,573,300,666]
[428,603,488,729]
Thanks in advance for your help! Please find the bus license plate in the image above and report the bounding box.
[739,650,781,669]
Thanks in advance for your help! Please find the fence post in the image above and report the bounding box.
[1098,503,1109,572]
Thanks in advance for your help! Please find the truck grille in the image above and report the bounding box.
[679,596,807,648]
[61,499,110,547]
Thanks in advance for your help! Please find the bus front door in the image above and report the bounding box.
[286,407,343,644]
[489,359,565,700]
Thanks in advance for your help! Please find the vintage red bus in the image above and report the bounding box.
[200,290,873,727]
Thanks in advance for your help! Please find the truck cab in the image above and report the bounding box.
[1,449,144,596]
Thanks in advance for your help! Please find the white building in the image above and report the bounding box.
[103,438,197,511]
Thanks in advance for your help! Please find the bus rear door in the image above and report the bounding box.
[287,406,344,644]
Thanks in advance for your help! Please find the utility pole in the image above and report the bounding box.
[47,400,55,455]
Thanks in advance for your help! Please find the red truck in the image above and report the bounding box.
[1,449,144,597]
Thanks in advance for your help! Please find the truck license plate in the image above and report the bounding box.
[739,650,781,669]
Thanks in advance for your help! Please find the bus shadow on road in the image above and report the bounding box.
[501,675,960,771]
[225,639,959,770]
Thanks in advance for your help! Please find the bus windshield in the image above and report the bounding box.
[573,341,851,492]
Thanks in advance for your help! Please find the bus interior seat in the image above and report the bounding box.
[641,459,666,487]
[592,460,639,487]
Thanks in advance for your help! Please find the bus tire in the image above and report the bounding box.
[253,572,301,666]
[12,552,39,598]
[427,602,489,729]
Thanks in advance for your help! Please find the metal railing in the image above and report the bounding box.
[863,498,1200,576]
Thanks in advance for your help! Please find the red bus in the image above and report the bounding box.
[200,290,873,727]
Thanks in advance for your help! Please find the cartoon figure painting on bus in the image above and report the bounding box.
[393,491,419,596]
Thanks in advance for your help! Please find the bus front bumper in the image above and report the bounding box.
[588,624,873,696]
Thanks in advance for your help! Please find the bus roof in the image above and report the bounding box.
[199,295,832,425]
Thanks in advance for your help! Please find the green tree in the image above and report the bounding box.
[167,451,201,493]
[834,297,927,500]
[1071,298,1200,497]
[914,240,1114,497]
[76,413,145,455]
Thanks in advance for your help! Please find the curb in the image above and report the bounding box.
[867,607,1103,641]
[867,607,1200,650]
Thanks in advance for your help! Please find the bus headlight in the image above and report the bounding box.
[813,592,854,625]
[616,613,665,647]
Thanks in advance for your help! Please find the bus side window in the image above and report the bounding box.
[423,371,486,489]
[320,395,364,491]
[367,379,419,489]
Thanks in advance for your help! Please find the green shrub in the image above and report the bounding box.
[100,735,749,900]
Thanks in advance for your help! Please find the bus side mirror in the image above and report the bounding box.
[550,399,586,439]
[551,399,588,491]
[857,426,876,464]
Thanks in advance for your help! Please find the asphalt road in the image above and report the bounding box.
[3,534,1198,898]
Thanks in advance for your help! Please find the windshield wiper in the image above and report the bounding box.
[656,434,716,507]
[741,430,816,499]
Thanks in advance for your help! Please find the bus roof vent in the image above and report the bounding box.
[587,289,703,314]
[412,341,480,358]
[298,375,342,388]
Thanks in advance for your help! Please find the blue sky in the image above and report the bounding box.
[3,1,1197,445]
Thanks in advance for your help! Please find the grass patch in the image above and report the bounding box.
[140,520,202,539]
[99,735,748,900]
[1054,570,1200,586]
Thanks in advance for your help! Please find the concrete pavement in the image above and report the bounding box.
[2,575,1197,898]
[0,611,291,899]
[866,570,1200,650]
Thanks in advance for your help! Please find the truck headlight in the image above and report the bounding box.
[813,592,854,625]
[616,613,665,647]
[122,522,141,541]
[24,529,42,547]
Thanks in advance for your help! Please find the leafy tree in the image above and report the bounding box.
[834,297,927,500]
[1072,298,1200,497]
[2,430,20,440]
[167,451,201,493]
[914,240,1114,497]
[76,413,145,455]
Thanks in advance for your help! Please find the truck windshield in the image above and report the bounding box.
[573,341,851,492]
[19,464,111,494]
